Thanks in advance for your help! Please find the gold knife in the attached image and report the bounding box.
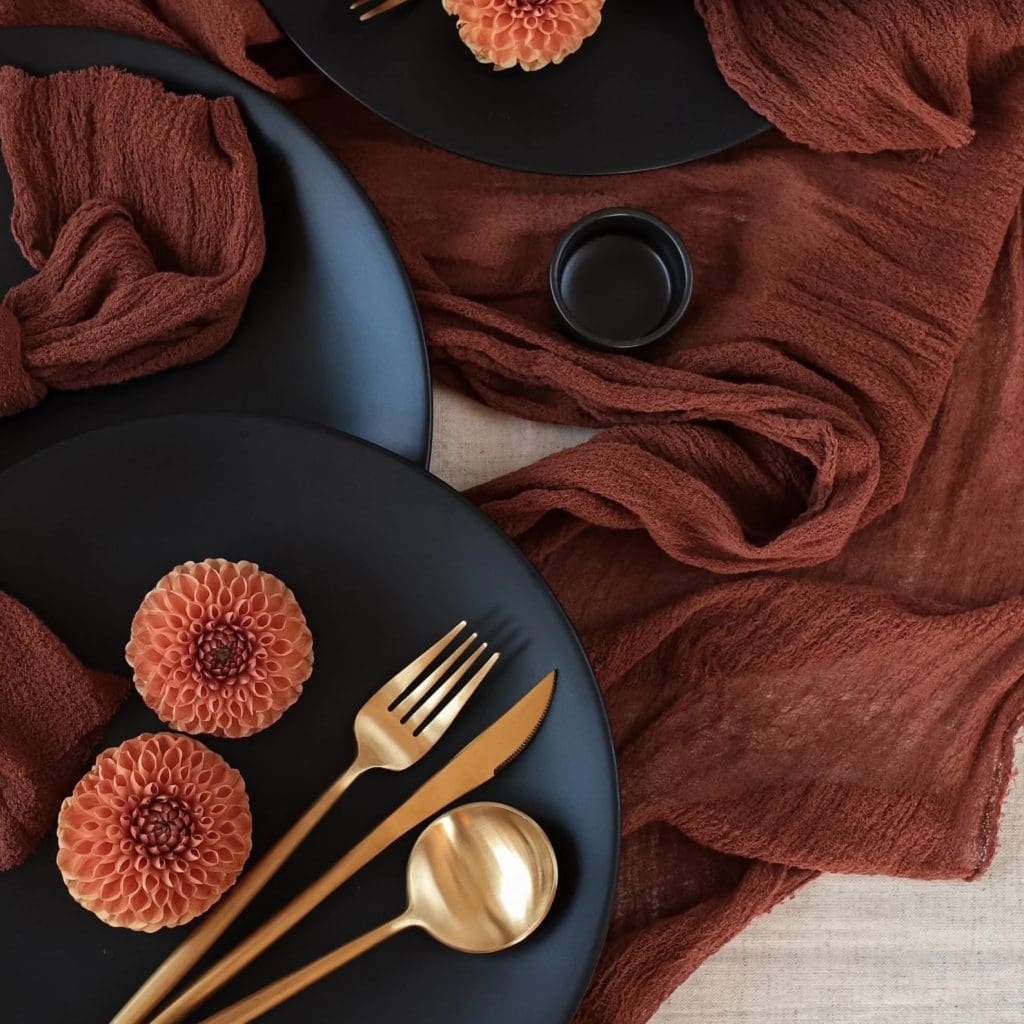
[135,670,556,1024]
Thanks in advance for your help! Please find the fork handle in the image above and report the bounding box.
[196,916,409,1024]
[109,758,366,1024]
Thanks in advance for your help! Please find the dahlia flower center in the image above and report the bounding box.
[195,623,253,683]
[507,0,553,15]
[129,794,197,860]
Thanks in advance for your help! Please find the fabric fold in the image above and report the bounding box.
[0,65,265,415]
[0,304,42,415]
[694,0,1008,155]
[0,0,315,100]
[0,591,128,870]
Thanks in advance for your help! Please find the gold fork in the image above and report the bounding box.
[350,0,414,22]
[110,621,498,1024]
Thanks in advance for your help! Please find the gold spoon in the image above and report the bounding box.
[197,802,559,1024]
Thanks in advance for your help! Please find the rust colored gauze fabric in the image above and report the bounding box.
[0,65,264,416]
[5,2,1024,1022]
[0,592,127,869]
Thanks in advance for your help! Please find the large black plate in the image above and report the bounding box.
[0,414,619,1024]
[0,27,431,469]
[262,0,768,175]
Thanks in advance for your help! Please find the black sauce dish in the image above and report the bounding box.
[549,208,693,353]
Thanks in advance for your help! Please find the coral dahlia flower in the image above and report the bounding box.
[442,0,604,72]
[126,558,314,739]
[56,733,252,931]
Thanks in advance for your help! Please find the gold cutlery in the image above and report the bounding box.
[144,669,557,1024]
[111,621,497,1024]
[197,802,558,1024]
[350,0,414,22]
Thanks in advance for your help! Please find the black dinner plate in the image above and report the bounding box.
[0,27,431,470]
[261,0,768,175]
[0,414,619,1024]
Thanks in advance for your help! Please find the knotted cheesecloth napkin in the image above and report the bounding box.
[4,2,1024,1023]
[0,65,264,416]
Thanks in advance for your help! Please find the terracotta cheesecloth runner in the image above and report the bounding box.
[3,1,1024,1022]
[0,66,264,865]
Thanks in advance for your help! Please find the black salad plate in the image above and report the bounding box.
[0,27,430,469]
[0,414,619,1024]
[261,0,768,175]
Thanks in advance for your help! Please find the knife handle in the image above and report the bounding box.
[148,768,462,1024]
[109,761,363,1024]
[196,916,407,1024]
[148,831,385,1024]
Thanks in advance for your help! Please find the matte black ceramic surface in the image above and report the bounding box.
[550,209,693,351]
[0,415,619,1024]
[0,27,430,469]
[261,0,768,176]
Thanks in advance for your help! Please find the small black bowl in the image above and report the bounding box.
[549,208,693,352]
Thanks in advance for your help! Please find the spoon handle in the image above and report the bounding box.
[196,917,408,1024]
[109,759,365,1024]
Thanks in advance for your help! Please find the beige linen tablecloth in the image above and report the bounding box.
[431,384,1024,1024]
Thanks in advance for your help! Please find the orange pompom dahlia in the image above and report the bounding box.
[56,733,252,931]
[126,559,314,739]
[442,0,604,72]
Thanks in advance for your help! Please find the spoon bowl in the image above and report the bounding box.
[408,802,559,953]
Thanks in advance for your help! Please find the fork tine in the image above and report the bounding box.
[358,0,412,20]
[350,0,377,9]
[416,651,500,741]
[376,621,467,705]
[406,642,486,729]
[391,633,477,717]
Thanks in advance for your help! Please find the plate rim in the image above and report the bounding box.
[0,410,621,1024]
[0,24,434,468]
[261,0,770,176]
